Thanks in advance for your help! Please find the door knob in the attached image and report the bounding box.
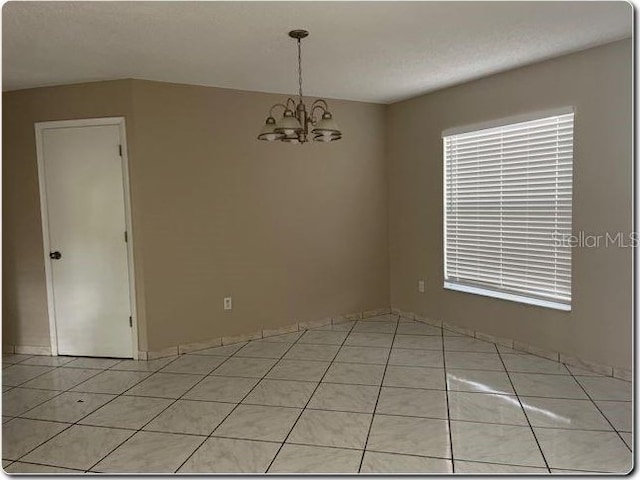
[49,251,62,260]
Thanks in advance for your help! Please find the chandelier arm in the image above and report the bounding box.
[268,103,288,117]
[311,99,328,110]
[310,104,327,122]
[285,97,297,110]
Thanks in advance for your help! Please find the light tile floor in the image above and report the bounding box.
[2,314,633,474]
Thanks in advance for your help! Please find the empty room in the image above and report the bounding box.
[1,1,633,475]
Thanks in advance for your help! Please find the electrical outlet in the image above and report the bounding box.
[224,296,232,310]
[418,280,425,293]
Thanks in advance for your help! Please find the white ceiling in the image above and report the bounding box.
[2,1,632,104]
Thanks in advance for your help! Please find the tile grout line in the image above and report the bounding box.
[495,346,552,473]
[13,404,627,435]
[85,341,269,473]
[3,322,629,474]
[441,322,455,473]
[263,320,360,473]
[7,355,185,470]
[3,361,138,463]
[356,314,400,473]
[564,368,632,452]
[86,348,255,472]
[172,329,315,473]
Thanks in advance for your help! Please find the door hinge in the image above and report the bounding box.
[129,316,133,328]
[118,144,123,156]
[124,231,128,243]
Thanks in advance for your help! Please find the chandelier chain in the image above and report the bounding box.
[258,29,341,143]
[297,39,303,102]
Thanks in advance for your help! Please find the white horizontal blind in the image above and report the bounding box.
[443,112,574,308]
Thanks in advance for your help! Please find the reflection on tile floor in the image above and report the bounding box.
[2,314,632,474]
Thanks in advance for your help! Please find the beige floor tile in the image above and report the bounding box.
[298,331,349,345]
[124,372,203,398]
[144,399,234,435]
[3,365,55,386]
[596,400,632,432]
[383,365,445,390]
[334,346,390,365]
[446,368,514,394]
[158,354,225,374]
[2,418,69,460]
[352,322,396,334]
[454,460,548,473]
[451,420,545,467]
[212,404,301,442]
[376,387,448,419]
[179,437,280,473]
[501,354,570,375]
[448,391,528,425]
[345,333,394,348]
[575,376,632,401]
[22,391,115,423]
[396,323,441,336]
[21,368,102,391]
[266,360,330,382]
[2,354,34,364]
[445,352,504,371]
[183,375,258,403]
[21,424,133,470]
[63,358,122,370]
[93,431,203,473]
[269,444,362,473]
[283,344,340,362]
[243,379,317,408]
[211,357,278,378]
[444,336,497,353]
[235,341,293,358]
[393,334,442,350]
[389,348,443,368]
[535,428,631,473]
[510,373,587,399]
[367,414,450,458]
[71,370,151,394]
[308,383,379,413]
[79,395,172,429]
[522,397,613,430]
[2,387,62,417]
[287,409,371,449]
[323,363,385,386]
[4,461,82,473]
[361,451,452,473]
[20,356,76,367]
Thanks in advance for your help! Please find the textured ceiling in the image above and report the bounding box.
[2,1,632,103]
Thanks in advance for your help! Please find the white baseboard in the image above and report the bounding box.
[139,307,392,360]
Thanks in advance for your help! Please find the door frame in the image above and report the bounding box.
[35,117,139,359]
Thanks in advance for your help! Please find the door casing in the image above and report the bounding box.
[35,117,139,359]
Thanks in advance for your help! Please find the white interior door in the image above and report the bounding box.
[39,122,133,358]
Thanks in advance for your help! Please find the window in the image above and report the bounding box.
[443,109,574,311]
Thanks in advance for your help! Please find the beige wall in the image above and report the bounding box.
[4,39,632,367]
[2,80,138,348]
[3,79,389,352]
[387,39,632,369]
[129,80,388,350]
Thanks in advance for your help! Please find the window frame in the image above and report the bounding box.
[442,107,575,312]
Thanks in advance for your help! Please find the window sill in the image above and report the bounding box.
[443,282,571,312]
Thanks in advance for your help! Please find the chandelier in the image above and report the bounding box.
[258,30,342,144]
